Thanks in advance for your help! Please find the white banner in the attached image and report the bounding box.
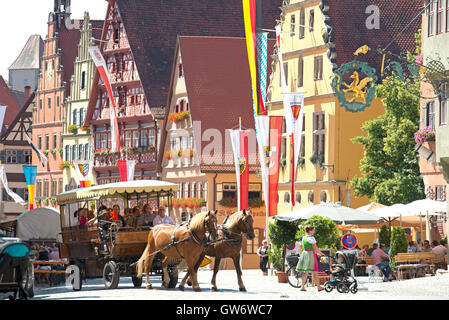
[0,165,26,205]
[255,115,270,218]
[275,24,287,93]
[73,160,93,187]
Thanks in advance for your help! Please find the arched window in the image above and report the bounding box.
[308,190,314,204]
[320,191,327,203]
[284,192,290,204]
[180,100,185,112]
[175,104,179,113]
[295,192,301,205]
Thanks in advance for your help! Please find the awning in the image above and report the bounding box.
[56,180,180,205]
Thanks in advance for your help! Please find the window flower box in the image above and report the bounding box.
[168,111,191,123]
[68,124,78,134]
[310,153,325,168]
[414,126,435,144]
[60,161,71,170]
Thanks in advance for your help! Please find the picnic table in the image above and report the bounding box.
[33,260,70,286]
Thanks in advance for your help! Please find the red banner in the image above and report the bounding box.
[268,116,283,217]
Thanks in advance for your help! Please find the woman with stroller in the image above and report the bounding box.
[295,225,325,292]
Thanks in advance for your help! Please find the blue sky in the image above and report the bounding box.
[0,0,108,80]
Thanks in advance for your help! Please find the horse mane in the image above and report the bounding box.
[224,210,251,230]
[189,211,208,233]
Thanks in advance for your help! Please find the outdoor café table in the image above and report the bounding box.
[33,260,70,286]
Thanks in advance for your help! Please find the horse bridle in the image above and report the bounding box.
[217,214,254,246]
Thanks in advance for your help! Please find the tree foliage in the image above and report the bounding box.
[379,225,390,247]
[389,226,408,267]
[268,220,298,272]
[350,72,425,205]
[296,215,341,250]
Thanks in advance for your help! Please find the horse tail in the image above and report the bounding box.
[136,242,150,278]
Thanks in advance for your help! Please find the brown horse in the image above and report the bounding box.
[181,209,255,292]
[136,210,218,291]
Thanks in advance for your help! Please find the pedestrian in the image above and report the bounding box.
[295,225,325,292]
[407,241,419,253]
[421,240,432,252]
[257,240,270,276]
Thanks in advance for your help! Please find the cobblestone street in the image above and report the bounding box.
[27,269,449,300]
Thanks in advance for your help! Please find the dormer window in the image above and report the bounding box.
[178,63,183,77]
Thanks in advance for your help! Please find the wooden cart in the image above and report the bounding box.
[56,180,180,290]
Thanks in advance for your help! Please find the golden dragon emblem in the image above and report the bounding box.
[341,71,373,104]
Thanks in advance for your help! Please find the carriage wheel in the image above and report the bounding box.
[103,261,120,289]
[286,266,303,288]
[132,276,142,288]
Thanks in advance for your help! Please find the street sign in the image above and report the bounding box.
[341,233,357,249]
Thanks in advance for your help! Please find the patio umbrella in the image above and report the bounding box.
[357,202,386,212]
[274,202,382,225]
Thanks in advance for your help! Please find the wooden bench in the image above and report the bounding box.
[355,256,376,277]
[394,252,441,280]
[33,260,70,286]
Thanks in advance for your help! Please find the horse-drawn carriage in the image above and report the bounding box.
[55,180,180,291]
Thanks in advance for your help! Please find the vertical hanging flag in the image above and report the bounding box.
[74,160,93,188]
[255,115,270,218]
[256,32,268,113]
[282,92,305,206]
[0,165,26,206]
[230,129,250,211]
[243,0,267,115]
[24,133,48,167]
[118,160,136,182]
[275,24,288,93]
[22,165,37,210]
[88,46,121,153]
[268,116,283,217]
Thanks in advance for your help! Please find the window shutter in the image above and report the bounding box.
[298,56,303,87]
[0,150,5,164]
[17,150,23,164]
[313,57,317,80]
[73,109,78,126]
[422,103,428,128]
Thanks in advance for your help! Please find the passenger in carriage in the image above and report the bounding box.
[124,208,134,227]
[153,207,175,226]
[134,206,144,228]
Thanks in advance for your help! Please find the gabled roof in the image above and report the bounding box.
[0,91,35,146]
[158,36,276,173]
[8,35,43,70]
[323,0,422,74]
[116,0,282,108]
[0,76,22,135]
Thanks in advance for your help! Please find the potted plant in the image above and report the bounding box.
[44,149,49,156]
[68,124,78,134]
[51,148,57,156]
[298,156,305,168]
[60,161,71,170]
[59,148,64,157]
[310,153,324,168]
[267,245,285,281]
[268,220,298,282]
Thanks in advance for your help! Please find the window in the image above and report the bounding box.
[297,56,304,87]
[53,134,57,150]
[51,180,57,197]
[58,178,63,195]
[309,9,315,32]
[440,99,447,125]
[79,144,84,160]
[48,97,52,109]
[5,150,17,164]
[281,118,287,160]
[36,180,42,197]
[245,228,260,254]
[84,143,90,160]
[290,14,296,37]
[65,145,71,161]
[320,190,327,203]
[425,101,436,129]
[446,0,449,31]
[43,179,49,197]
[429,0,435,36]
[38,136,42,150]
[223,183,237,199]
[114,28,120,44]
[284,192,290,204]
[436,186,445,200]
[314,55,323,80]
[72,145,78,161]
[437,0,444,34]
[299,7,305,39]
[57,96,60,107]
[81,71,86,89]
[178,63,183,77]
[300,115,306,158]
[308,190,314,204]
[24,150,32,163]
[248,183,262,200]
[295,192,301,204]
[45,135,49,151]
[313,112,325,157]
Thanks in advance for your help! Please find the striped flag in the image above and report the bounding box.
[22,165,37,210]
[230,129,250,210]
[88,46,121,153]
[257,32,268,111]
[0,165,26,206]
[118,160,136,182]
[24,133,48,167]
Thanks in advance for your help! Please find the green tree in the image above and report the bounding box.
[350,72,425,205]
[379,225,390,247]
[268,220,298,272]
[296,215,341,250]
[389,227,408,268]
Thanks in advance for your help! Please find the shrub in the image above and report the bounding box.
[268,245,283,271]
[379,225,390,247]
[389,227,408,268]
[268,220,298,272]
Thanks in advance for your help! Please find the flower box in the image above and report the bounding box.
[168,111,191,123]
[414,126,435,144]
[68,124,78,134]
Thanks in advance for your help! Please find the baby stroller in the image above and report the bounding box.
[324,250,358,294]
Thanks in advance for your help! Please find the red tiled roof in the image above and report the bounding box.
[159,36,275,172]
[0,76,22,135]
[325,0,422,75]
[116,0,281,108]
[58,21,81,97]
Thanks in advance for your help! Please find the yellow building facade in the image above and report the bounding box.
[268,0,386,213]
[62,14,100,190]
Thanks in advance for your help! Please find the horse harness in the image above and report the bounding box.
[217,225,242,247]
